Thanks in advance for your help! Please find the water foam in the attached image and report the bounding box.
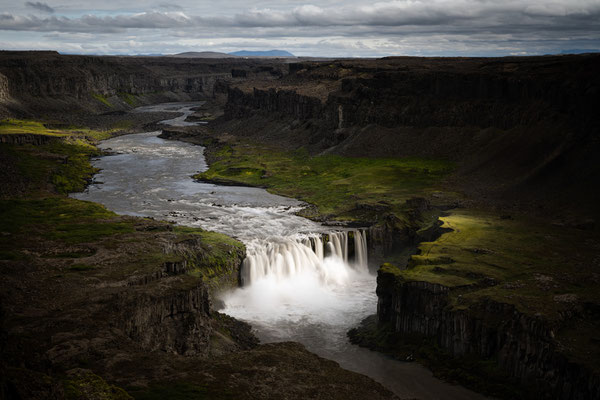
[241,230,369,286]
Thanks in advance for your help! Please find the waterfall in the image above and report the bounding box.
[354,230,368,271]
[241,229,368,286]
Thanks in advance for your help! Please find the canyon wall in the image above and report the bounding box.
[376,272,600,399]
[0,72,8,101]
[0,51,287,114]
[224,55,600,145]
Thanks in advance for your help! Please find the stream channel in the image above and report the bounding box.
[72,102,487,400]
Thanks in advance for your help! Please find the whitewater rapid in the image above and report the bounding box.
[71,102,488,400]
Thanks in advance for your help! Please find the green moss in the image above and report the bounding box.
[379,262,403,276]
[0,198,135,243]
[43,249,97,258]
[0,118,65,136]
[92,93,114,108]
[0,118,113,141]
[394,208,600,342]
[174,227,244,250]
[169,228,244,287]
[63,371,132,400]
[117,92,138,106]
[112,120,134,130]
[195,143,454,220]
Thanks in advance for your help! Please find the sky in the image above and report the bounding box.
[0,0,599,57]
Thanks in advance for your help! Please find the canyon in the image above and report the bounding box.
[1,51,599,399]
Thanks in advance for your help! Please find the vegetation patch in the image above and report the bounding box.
[397,209,600,318]
[43,248,97,258]
[92,93,114,108]
[63,370,131,400]
[118,92,138,107]
[195,143,454,220]
[0,118,113,141]
[171,227,245,287]
[0,198,134,243]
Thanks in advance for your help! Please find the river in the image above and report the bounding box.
[72,102,488,400]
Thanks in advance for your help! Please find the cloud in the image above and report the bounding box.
[1,1,600,56]
[25,2,54,13]
[0,1,597,32]
[158,3,183,11]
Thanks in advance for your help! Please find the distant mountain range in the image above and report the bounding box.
[168,50,295,58]
[229,50,295,57]
[169,51,237,59]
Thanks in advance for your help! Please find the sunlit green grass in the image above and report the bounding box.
[92,93,113,108]
[196,144,454,219]
[0,198,134,243]
[384,209,599,320]
[0,118,113,141]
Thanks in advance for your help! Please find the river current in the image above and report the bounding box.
[72,102,487,400]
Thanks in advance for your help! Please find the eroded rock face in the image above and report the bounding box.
[0,51,289,115]
[376,273,600,400]
[0,72,8,101]
[226,87,323,121]
[0,133,60,145]
[118,283,212,356]
[0,54,225,100]
[225,55,600,134]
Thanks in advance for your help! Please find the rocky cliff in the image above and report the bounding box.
[224,54,600,145]
[376,273,600,399]
[0,72,8,101]
[0,51,287,115]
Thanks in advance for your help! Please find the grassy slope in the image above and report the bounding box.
[195,142,455,220]
[0,118,113,140]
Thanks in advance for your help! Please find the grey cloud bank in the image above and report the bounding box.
[25,2,54,14]
[1,0,599,57]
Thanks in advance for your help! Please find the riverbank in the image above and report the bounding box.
[0,120,398,399]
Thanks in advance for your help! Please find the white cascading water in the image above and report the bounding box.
[222,229,374,347]
[240,230,369,287]
[354,230,368,269]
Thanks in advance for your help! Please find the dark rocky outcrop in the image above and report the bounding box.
[376,273,600,399]
[118,282,213,356]
[226,87,323,121]
[0,72,8,101]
